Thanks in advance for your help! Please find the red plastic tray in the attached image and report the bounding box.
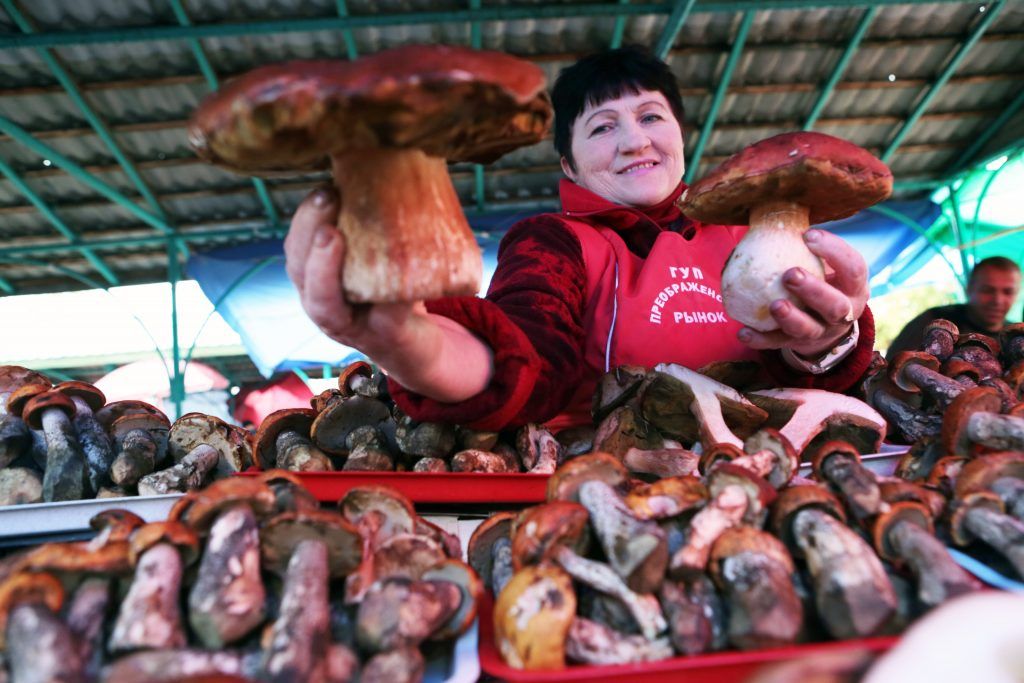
[478,594,898,683]
[237,471,549,504]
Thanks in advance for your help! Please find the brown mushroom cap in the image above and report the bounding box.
[54,381,106,412]
[0,366,51,397]
[545,452,628,503]
[940,357,982,383]
[189,45,552,172]
[95,400,167,432]
[941,386,1003,457]
[878,480,945,520]
[467,511,516,589]
[253,408,317,469]
[338,361,374,397]
[888,352,941,394]
[0,571,64,648]
[261,510,362,578]
[808,440,862,482]
[257,468,321,513]
[872,501,933,563]
[168,413,252,475]
[311,396,390,456]
[511,501,590,570]
[682,131,892,226]
[5,382,50,419]
[708,526,795,588]
[954,452,1024,499]
[699,442,744,475]
[955,332,1000,357]
[770,484,846,551]
[129,521,200,567]
[21,539,133,576]
[89,509,146,545]
[707,463,777,525]
[22,390,76,429]
[623,475,708,520]
[949,490,1005,546]
[493,563,576,671]
[181,477,277,532]
[338,485,416,541]
[422,559,483,640]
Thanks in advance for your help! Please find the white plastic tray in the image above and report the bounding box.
[0,493,183,540]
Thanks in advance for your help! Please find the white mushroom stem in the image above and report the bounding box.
[669,485,748,578]
[966,412,1024,451]
[138,444,219,496]
[961,506,1024,578]
[553,546,667,640]
[721,201,824,332]
[749,388,886,455]
[38,406,87,502]
[565,618,674,665]
[6,604,84,683]
[110,543,186,652]
[819,451,884,520]
[102,650,243,683]
[66,395,115,493]
[885,521,980,608]
[67,577,112,681]
[991,477,1024,521]
[331,149,481,303]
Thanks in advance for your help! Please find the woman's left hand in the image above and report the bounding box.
[738,228,869,357]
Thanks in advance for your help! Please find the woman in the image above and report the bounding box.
[284,46,874,431]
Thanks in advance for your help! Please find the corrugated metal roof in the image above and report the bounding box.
[0,0,1021,295]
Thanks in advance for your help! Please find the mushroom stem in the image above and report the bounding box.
[885,520,980,608]
[0,415,30,469]
[658,577,726,655]
[962,506,1024,578]
[102,650,243,683]
[138,444,219,496]
[491,536,514,597]
[872,391,942,443]
[623,447,699,478]
[901,363,965,408]
[721,200,823,331]
[331,149,481,303]
[275,429,332,471]
[188,503,266,648]
[716,551,803,649]
[109,543,186,652]
[39,406,87,502]
[819,451,883,520]
[792,508,897,639]
[66,577,112,682]
[565,618,674,665]
[67,395,115,494]
[110,428,158,488]
[967,412,1024,451]
[553,545,667,641]
[669,485,748,579]
[6,604,84,683]
[261,539,330,682]
[991,477,1024,522]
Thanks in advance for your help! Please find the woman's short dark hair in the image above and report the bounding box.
[552,45,685,170]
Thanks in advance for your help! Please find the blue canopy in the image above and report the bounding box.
[188,199,940,377]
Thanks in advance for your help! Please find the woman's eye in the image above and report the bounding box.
[641,113,663,123]
[589,124,611,136]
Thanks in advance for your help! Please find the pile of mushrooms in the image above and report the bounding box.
[0,365,252,506]
[256,360,568,475]
[475,362,998,670]
[0,472,479,683]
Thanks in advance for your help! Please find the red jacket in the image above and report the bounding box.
[391,181,875,431]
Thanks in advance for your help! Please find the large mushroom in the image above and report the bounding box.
[681,131,892,331]
[0,366,50,469]
[189,45,552,303]
[54,381,115,495]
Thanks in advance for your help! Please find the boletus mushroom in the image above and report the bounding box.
[189,45,552,303]
[681,131,892,331]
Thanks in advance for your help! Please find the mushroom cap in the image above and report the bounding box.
[189,45,552,173]
[707,463,777,525]
[493,563,576,671]
[682,131,893,225]
[422,559,483,640]
[940,357,982,382]
[887,352,941,394]
[698,442,743,475]
[467,511,516,589]
[338,361,374,397]
[954,451,1024,499]
[623,475,708,520]
[872,501,933,563]
[770,484,846,551]
[708,526,795,588]
[808,439,862,482]
[168,413,252,475]
[338,484,416,542]
[0,366,50,397]
[926,456,968,497]
[878,480,945,520]
[253,408,316,469]
[54,381,106,412]
[371,533,447,581]
[310,388,345,414]
[955,332,1000,357]
[0,571,64,648]
[22,390,76,429]
[181,477,277,532]
[95,399,167,432]
[22,539,133,576]
[545,452,628,503]
[260,509,362,578]
[5,382,50,419]
[948,490,1005,546]
[257,468,321,513]
[511,501,590,570]
[89,509,146,545]
[924,319,959,338]
[129,521,200,567]
[312,396,390,455]
[941,386,1003,457]
[743,428,799,487]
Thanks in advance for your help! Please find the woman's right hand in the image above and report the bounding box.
[283,185,423,357]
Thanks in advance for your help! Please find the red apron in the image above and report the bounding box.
[545,215,758,430]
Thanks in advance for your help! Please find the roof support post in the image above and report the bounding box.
[802,6,877,131]
[654,0,698,60]
[684,10,754,184]
[167,239,185,420]
[335,0,360,60]
[469,0,487,212]
[609,0,632,48]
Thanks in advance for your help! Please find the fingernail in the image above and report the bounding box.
[804,229,821,243]
[314,228,334,247]
[312,186,337,208]
[737,329,752,343]
[771,300,789,315]
[785,268,805,285]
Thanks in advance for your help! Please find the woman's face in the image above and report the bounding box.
[562,89,685,208]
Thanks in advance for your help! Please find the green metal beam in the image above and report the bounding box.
[654,0,698,60]
[0,278,14,295]
[867,204,964,287]
[469,0,487,212]
[0,114,177,236]
[945,88,1024,174]
[0,157,120,286]
[880,0,1005,163]
[168,0,282,232]
[336,0,359,60]
[0,1,978,50]
[167,242,185,419]
[1,0,172,229]
[802,6,876,131]
[609,0,631,49]
[685,11,755,184]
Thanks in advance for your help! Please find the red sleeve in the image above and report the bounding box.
[758,305,876,393]
[389,215,587,431]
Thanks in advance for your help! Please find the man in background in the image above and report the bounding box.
[886,256,1021,359]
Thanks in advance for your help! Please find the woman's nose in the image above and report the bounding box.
[618,122,651,153]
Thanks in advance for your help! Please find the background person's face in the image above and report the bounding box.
[562,90,685,208]
[967,265,1021,330]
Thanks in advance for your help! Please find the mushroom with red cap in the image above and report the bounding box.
[809,440,883,521]
[748,387,886,457]
[19,389,88,501]
[0,571,84,682]
[888,351,966,409]
[955,451,1024,521]
[943,386,1024,457]
[0,366,50,469]
[681,131,892,331]
[166,412,251,477]
[189,45,552,303]
[948,490,1024,579]
[108,406,170,489]
[54,381,114,494]
[254,407,332,472]
[922,319,960,361]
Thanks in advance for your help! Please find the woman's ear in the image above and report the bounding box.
[560,156,576,181]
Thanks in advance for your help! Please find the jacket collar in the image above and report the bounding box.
[558,179,694,232]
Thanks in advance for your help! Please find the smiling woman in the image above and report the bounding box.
[283,45,879,433]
